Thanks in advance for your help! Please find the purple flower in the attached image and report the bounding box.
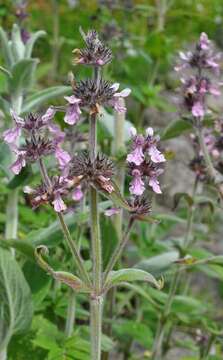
[55,147,71,168]
[72,185,84,201]
[109,83,131,113]
[199,32,210,50]
[127,127,145,165]
[3,110,24,144]
[3,126,21,144]
[10,150,26,174]
[42,107,56,124]
[129,169,145,196]
[52,194,67,212]
[192,102,205,118]
[104,207,120,216]
[64,95,82,125]
[149,177,162,194]
[145,127,166,163]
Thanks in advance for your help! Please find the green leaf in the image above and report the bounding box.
[104,268,162,291]
[134,251,179,276]
[9,58,38,97]
[173,192,194,210]
[0,249,33,351]
[0,239,35,260]
[0,27,13,67]
[11,24,25,61]
[34,246,91,293]
[161,118,192,140]
[113,320,154,348]
[22,86,71,113]
[24,30,46,58]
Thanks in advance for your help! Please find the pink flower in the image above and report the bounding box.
[3,110,24,144]
[146,127,166,163]
[199,32,210,50]
[52,194,67,212]
[148,145,166,163]
[149,177,162,194]
[3,126,21,144]
[109,83,131,113]
[192,102,205,118]
[10,152,26,174]
[42,107,56,124]
[129,169,145,196]
[64,95,82,125]
[72,185,84,201]
[104,207,120,217]
[127,128,145,166]
[55,147,71,167]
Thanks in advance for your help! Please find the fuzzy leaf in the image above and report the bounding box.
[104,268,163,291]
[134,251,179,276]
[0,239,35,260]
[11,24,25,61]
[0,27,13,67]
[0,249,33,351]
[22,86,71,113]
[24,30,46,58]
[9,58,38,97]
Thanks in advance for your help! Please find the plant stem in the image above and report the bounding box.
[103,219,134,284]
[38,158,91,286]
[65,288,76,337]
[112,98,126,240]
[0,349,7,360]
[196,127,216,181]
[152,179,198,359]
[89,66,103,360]
[91,296,103,360]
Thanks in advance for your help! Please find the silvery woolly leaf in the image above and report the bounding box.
[25,30,46,58]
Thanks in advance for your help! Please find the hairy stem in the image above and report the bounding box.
[65,288,76,337]
[89,66,103,360]
[91,297,103,360]
[38,158,91,286]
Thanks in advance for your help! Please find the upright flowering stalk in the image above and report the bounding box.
[175,32,223,195]
[3,29,164,360]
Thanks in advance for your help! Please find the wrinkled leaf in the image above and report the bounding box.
[0,249,33,351]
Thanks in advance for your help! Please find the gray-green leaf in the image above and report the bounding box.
[0,249,33,352]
